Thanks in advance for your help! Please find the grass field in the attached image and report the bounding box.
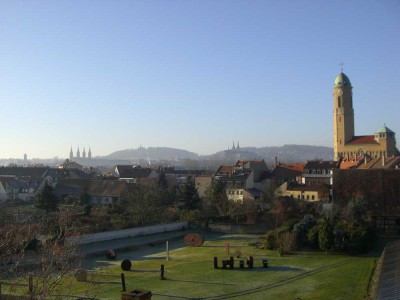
[2,234,380,299]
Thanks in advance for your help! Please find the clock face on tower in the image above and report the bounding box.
[337,89,343,96]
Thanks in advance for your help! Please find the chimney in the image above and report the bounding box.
[274,156,278,168]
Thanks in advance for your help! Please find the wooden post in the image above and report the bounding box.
[121,273,126,292]
[224,242,230,255]
[160,264,165,280]
[213,256,218,269]
[166,241,169,261]
[28,274,33,294]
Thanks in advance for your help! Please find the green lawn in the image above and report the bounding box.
[2,235,379,300]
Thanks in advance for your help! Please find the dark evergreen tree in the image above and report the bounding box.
[79,189,91,206]
[157,168,168,190]
[318,209,337,253]
[176,178,200,221]
[36,181,58,212]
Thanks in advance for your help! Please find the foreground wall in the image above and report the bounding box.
[67,221,188,245]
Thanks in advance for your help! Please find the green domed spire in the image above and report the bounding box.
[334,72,352,87]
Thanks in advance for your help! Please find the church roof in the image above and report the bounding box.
[376,125,395,134]
[357,156,400,170]
[334,72,352,87]
[347,135,378,145]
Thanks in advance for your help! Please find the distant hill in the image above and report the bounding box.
[103,144,333,163]
[104,147,199,161]
[240,144,334,163]
[205,144,333,163]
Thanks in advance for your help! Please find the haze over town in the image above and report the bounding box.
[1,1,399,159]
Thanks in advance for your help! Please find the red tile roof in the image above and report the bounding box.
[347,135,378,145]
[339,156,365,169]
[278,163,305,172]
[216,165,233,175]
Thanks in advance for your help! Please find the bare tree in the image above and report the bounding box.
[0,206,85,299]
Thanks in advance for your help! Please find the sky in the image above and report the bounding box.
[0,1,399,159]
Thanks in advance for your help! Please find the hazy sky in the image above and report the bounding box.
[1,1,399,159]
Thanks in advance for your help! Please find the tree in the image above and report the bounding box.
[202,180,230,221]
[176,178,200,222]
[79,189,91,206]
[119,184,159,225]
[157,168,168,190]
[0,207,87,298]
[318,209,338,253]
[36,181,58,212]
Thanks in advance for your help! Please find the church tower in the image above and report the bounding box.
[77,147,81,158]
[83,148,86,158]
[88,147,92,159]
[70,147,73,160]
[333,72,355,160]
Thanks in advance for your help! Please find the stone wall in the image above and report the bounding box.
[67,221,188,245]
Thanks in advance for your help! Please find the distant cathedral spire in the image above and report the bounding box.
[83,148,86,158]
[77,147,80,158]
[70,147,73,160]
[232,141,236,150]
[237,141,240,149]
[88,147,92,159]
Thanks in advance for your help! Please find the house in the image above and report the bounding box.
[285,185,330,202]
[58,160,84,171]
[53,178,93,201]
[88,180,127,205]
[220,170,254,203]
[0,167,51,201]
[0,176,15,202]
[302,160,339,186]
[271,163,304,186]
[114,165,158,183]
[235,160,270,192]
[0,176,44,201]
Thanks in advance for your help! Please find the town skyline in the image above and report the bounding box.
[1,1,399,158]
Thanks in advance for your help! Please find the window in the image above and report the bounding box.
[312,195,315,200]
[338,97,341,108]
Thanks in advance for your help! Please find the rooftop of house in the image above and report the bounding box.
[339,156,365,169]
[115,165,155,179]
[215,165,234,176]
[304,160,340,171]
[272,165,303,180]
[0,167,49,178]
[277,163,305,173]
[235,159,268,169]
[88,180,127,197]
